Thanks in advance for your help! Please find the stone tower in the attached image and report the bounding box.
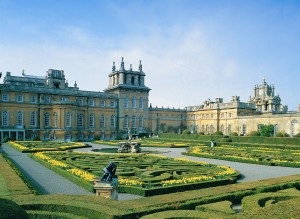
[104,58,151,134]
[249,78,287,113]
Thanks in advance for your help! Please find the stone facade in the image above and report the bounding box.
[0,59,299,141]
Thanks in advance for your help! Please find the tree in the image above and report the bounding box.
[258,124,274,137]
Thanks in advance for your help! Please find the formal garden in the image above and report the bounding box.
[1,135,300,218]
[28,151,239,196]
[1,152,300,218]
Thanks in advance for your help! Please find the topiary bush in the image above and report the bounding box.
[214,131,223,136]
[182,130,191,134]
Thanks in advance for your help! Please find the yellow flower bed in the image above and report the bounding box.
[119,178,143,187]
[67,168,97,181]
[8,141,27,150]
[34,152,68,168]
[162,175,215,187]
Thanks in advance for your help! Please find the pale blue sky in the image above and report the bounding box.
[1,0,300,110]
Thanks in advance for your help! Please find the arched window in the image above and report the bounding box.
[220,125,224,133]
[291,119,298,136]
[53,112,58,128]
[16,111,23,127]
[89,114,94,128]
[111,115,116,128]
[274,124,278,135]
[30,112,36,126]
[242,124,247,135]
[228,124,232,134]
[132,116,136,128]
[100,114,105,128]
[78,114,84,128]
[65,112,71,127]
[2,111,9,126]
[210,125,214,134]
[124,115,128,128]
[44,112,50,127]
[139,116,143,128]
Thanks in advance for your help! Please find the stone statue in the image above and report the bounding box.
[100,162,117,182]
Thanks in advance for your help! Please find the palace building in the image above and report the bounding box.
[0,58,299,141]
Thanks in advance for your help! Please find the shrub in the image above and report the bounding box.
[182,130,191,134]
[293,133,300,138]
[275,131,289,137]
[2,136,10,143]
[213,131,223,136]
[248,131,261,137]
[230,132,238,136]
[198,132,205,135]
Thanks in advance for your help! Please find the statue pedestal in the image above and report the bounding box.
[94,178,119,200]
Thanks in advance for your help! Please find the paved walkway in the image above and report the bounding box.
[1,143,142,200]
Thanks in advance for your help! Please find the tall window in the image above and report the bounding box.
[220,125,224,133]
[44,113,50,127]
[132,97,136,108]
[2,94,9,101]
[132,116,136,128]
[210,125,214,134]
[100,114,105,128]
[78,99,83,106]
[65,112,71,127]
[16,111,23,127]
[139,97,143,109]
[242,124,247,135]
[2,111,9,126]
[53,112,58,128]
[31,96,37,103]
[139,116,143,128]
[228,125,232,134]
[30,112,37,127]
[100,100,106,107]
[89,99,94,107]
[291,120,298,136]
[16,94,23,102]
[78,114,84,128]
[274,124,278,135]
[124,97,129,108]
[110,100,116,107]
[89,114,95,128]
[111,115,116,128]
[124,115,128,128]
[44,96,50,104]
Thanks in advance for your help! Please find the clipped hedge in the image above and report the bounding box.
[160,133,300,146]
[119,178,237,196]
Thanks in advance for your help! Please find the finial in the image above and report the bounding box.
[22,69,25,76]
[74,81,77,87]
[112,61,116,72]
[139,60,142,71]
[120,57,125,71]
[130,64,132,71]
